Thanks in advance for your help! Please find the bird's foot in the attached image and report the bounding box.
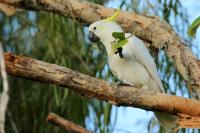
[135,84,143,89]
[116,81,133,87]
[117,81,143,89]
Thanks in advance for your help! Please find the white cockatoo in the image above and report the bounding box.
[88,10,177,130]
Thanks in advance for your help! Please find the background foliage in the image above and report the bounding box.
[0,0,197,133]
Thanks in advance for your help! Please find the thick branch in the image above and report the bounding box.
[3,53,200,117]
[1,0,200,99]
[47,113,92,133]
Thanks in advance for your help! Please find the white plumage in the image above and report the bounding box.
[109,33,165,92]
[88,20,177,130]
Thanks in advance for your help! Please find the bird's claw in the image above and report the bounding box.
[116,81,132,87]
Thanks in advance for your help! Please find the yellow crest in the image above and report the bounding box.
[105,9,120,22]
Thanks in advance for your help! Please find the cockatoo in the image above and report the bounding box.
[88,10,177,130]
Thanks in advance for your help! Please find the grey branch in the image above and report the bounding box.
[0,43,9,133]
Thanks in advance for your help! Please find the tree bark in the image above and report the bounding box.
[47,113,92,133]
[3,52,200,118]
[1,0,200,100]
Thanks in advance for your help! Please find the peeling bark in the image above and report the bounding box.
[0,0,200,99]
[3,53,200,118]
[177,113,200,129]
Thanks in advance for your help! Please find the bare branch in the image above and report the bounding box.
[47,113,92,133]
[0,3,16,15]
[0,43,9,133]
[3,53,200,118]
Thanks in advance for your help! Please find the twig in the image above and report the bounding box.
[47,113,92,133]
[0,43,9,133]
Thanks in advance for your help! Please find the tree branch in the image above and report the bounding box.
[177,113,200,129]
[47,113,92,133]
[3,52,200,118]
[1,0,200,99]
[0,43,9,133]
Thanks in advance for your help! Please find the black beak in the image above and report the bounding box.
[88,31,100,42]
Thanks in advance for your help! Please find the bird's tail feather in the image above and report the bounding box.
[155,112,178,132]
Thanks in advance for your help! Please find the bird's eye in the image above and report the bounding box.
[93,27,96,30]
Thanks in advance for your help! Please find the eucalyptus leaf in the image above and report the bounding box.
[112,39,128,50]
[187,16,200,38]
[112,32,125,40]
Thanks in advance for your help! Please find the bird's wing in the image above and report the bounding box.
[127,34,165,92]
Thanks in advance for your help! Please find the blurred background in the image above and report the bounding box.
[0,0,199,133]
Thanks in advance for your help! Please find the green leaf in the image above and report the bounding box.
[112,39,128,50]
[53,86,60,107]
[112,32,125,40]
[104,104,112,125]
[187,16,200,38]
